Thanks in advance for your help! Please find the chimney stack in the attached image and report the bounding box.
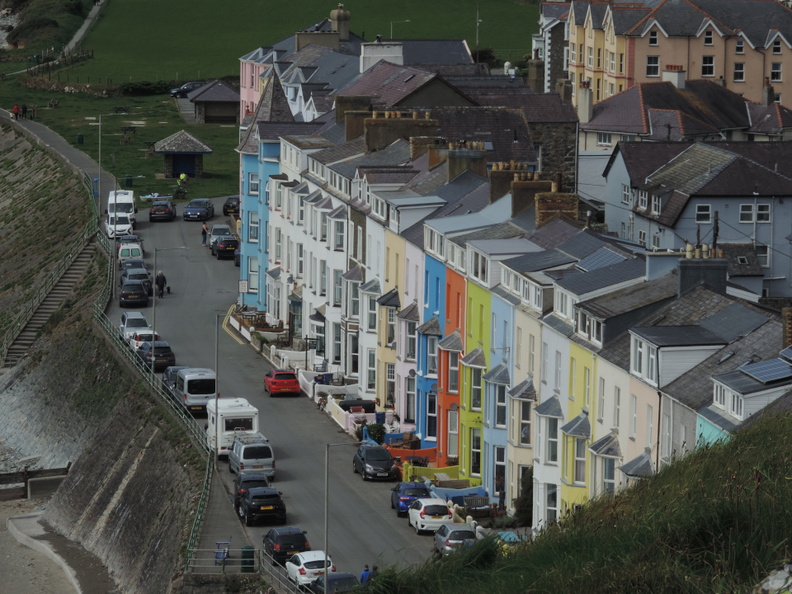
[577,80,593,124]
[763,77,776,106]
[661,65,686,89]
[330,4,351,41]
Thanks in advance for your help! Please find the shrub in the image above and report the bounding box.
[367,423,385,444]
[119,80,173,96]
[512,465,533,526]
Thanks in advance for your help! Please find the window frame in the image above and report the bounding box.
[702,55,715,77]
[646,55,659,77]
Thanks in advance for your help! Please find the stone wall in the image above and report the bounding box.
[527,120,577,193]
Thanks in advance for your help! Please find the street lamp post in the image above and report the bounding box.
[390,19,410,39]
[151,246,188,374]
[324,441,361,594]
[214,312,222,470]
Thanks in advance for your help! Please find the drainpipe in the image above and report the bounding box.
[656,390,662,471]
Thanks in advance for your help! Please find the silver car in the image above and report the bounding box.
[433,523,477,555]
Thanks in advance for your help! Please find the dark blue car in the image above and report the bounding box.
[390,481,431,516]
[182,198,214,221]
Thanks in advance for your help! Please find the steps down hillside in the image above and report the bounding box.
[3,241,96,368]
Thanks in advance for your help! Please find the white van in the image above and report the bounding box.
[228,432,276,479]
[206,398,259,457]
[108,190,137,227]
[174,368,216,414]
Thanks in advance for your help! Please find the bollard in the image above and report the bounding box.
[77,133,84,145]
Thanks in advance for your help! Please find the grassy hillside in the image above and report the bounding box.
[17,0,538,82]
[363,411,792,593]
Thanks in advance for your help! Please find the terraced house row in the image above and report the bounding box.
[231,4,792,533]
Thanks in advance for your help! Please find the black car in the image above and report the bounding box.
[183,198,215,221]
[222,195,240,216]
[136,341,176,372]
[232,472,270,513]
[170,81,206,98]
[352,445,397,481]
[119,280,149,307]
[263,526,310,565]
[212,236,238,260]
[238,486,286,526]
[149,199,176,222]
[120,268,153,296]
[307,573,360,594]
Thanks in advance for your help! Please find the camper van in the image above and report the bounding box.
[174,368,216,414]
[206,398,259,456]
[108,189,138,227]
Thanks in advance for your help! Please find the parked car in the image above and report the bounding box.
[136,340,176,372]
[128,330,160,351]
[262,526,310,565]
[149,199,176,221]
[120,268,153,296]
[222,195,240,216]
[182,198,214,221]
[285,551,335,587]
[211,235,238,260]
[237,486,286,526]
[119,311,149,340]
[118,243,144,268]
[161,365,190,396]
[232,472,270,514]
[104,212,133,238]
[119,280,149,308]
[115,233,144,252]
[408,498,452,534]
[264,369,300,397]
[208,224,232,248]
[352,445,397,481]
[170,81,206,98]
[306,573,359,594]
[228,432,275,478]
[120,258,147,274]
[433,522,477,556]
[391,481,431,516]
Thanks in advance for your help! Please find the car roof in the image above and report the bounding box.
[151,199,172,206]
[124,267,148,274]
[122,279,145,286]
[272,526,305,535]
[400,481,428,488]
[438,522,474,531]
[211,224,230,231]
[296,550,330,561]
[124,312,147,320]
[186,199,210,206]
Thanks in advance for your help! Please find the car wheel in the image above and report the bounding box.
[228,462,234,474]
[352,461,357,474]
[391,498,394,509]
[236,505,244,520]
[244,509,253,526]
[414,522,422,535]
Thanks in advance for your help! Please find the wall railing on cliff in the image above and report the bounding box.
[92,231,213,573]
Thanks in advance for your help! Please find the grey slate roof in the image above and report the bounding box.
[508,376,537,401]
[330,139,412,180]
[620,449,653,478]
[589,432,621,457]
[483,363,511,385]
[188,79,239,103]
[534,395,563,417]
[578,272,678,320]
[556,231,610,260]
[399,40,474,65]
[576,247,626,272]
[438,330,463,352]
[461,346,487,368]
[560,410,591,437]
[631,325,726,347]
[503,248,576,274]
[154,130,212,154]
[377,287,400,308]
[417,316,442,336]
[397,301,420,321]
[555,257,645,296]
[360,278,381,294]
[699,302,769,343]
[337,61,438,106]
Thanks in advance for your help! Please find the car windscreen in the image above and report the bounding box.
[186,378,215,394]
[424,504,449,515]
[366,449,391,461]
[404,488,429,497]
[110,215,130,225]
[127,319,147,328]
[224,417,254,431]
[449,530,476,540]
[243,446,272,460]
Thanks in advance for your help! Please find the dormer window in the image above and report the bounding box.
[630,336,658,385]
[372,197,387,220]
[576,311,604,345]
[554,290,574,321]
[471,251,489,284]
[704,30,713,46]
[713,382,744,420]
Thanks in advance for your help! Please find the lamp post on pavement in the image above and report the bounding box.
[151,246,188,374]
[324,441,362,594]
[214,312,223,470]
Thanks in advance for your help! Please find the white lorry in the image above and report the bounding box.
[205,397,259,457]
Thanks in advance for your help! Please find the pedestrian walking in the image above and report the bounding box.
[201,222,208,247]
[12,104,19,120]
[21,104,27,120]
[155,271,167,298]
[360,564,372,584]
[369,565,379,583]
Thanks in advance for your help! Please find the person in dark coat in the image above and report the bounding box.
[155,271,167,298]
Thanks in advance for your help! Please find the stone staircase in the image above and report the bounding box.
[3,242,97,368]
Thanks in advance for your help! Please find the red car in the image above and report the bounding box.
[264,369,300,397]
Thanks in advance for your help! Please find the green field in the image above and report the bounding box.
[64,0,537,82]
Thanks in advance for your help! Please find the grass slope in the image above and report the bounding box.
[366,412,792,593]
[56,0,537,82]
